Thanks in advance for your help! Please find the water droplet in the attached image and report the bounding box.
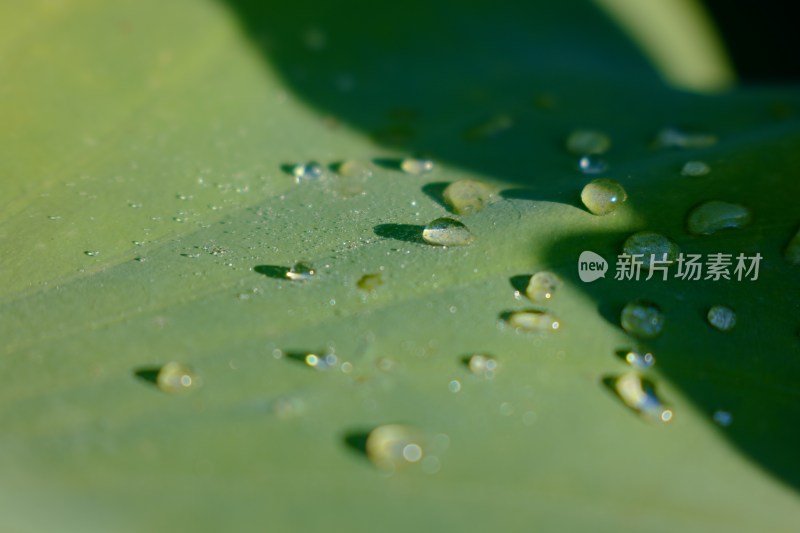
[442,179,494,215]
[680,161,710,176]
[783,227,800,265]
[613,372,672,422]
[337,160,373,178]
[467,354,497,378]
[463,113,513,141]
[581,178,627,215]
[625,351,656,369]
[505,309,560,332]
[707,305,736,331]
[400,158,433,175]
[156,362,197,393]
[422,217,474,246]
[622,231,680,269]
[620,300,664,339]
[655,127,717,149]
[84,250,100,257]
[578,155,608,174]
[525,271,560,303]
[47,215,62,220]
[566,130,611,155]
[365,425,425,471]
[285,261,316,281]
[357,273,383,293]
[448,380,462,393]
[292,162,324,183]
[686,201,751,235]
[713,410,733,427]
[304,350,339,370]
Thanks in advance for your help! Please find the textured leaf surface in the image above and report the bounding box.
[1,1,799,531]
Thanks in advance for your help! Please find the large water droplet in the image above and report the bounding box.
[422,217,474,246]
[566,130,611,155]
[505,310,560,332]
[578,155,608,174]
[686,201,751,235]
[681,161,710,176]
[293,162,324,183]
[285,261,316,281]
[400,158,433,175]
[655,127,717,149]
[365,425,425,471]
[525,271,560,303]
[707,305,736,331]
[784,228,800,265]
[623,232,680,269]
[156,362,197,393]
[467,354,498,379]
[442,179,494,215]
[613,372,673,423]
[621,300,664,339]
[581,178,627,215]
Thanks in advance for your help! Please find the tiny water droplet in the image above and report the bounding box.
[293,162,324,183]
[680,161,710,176]
[286,261,316,281]
[400,158,433,175]
[655,127,717,149]
[448,380,462,393]
[621,300,664,339]
[713,410,733,427]
[623,231,680,269]
[156,362,197,393]
[84,250,100,257]
[525,271,560,303]
[614,372,672,423]
[357,273,383,293]
[422,217,474,246]
[467,354,497,379]
[442,179,494,215]
[47,215,62,220]
[581,178,627,215]
[783,228,800,265]
[707,305,736,331]
[366,425,425,471]
[578,155,608,174]
[505,310,560,332]
[686,201,751,235]
[303,349,338,370]
[566,129,611,155]
[625,351,655,369]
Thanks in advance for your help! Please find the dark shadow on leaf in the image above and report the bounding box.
[509,274,532,294]
[373,223,426,244]
[421,182,450,210]
[254,265,290,278]
[372,158,404,172]
[343,429,371,458]
[133,366,161,387]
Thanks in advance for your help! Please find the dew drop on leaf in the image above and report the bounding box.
[686,201,751,235]
[707,305,736,331]
[400,157,433,175]
[156,362,197,393]
[655,127,717,149]
[292,161,324,183]
[613,372,672,423]
[285,261,316,281]
[422,217,474,246]
[525,271,560,303]
[622,231,680,269]
[680,160,710,176]
[505,309,560,332]
[442,179,494,215]
[467,354,498,379]
[578,155,608,174]
[580,178,627,215]
[624,351,656,369]
[365,425,425,471]
[620,300,664,339]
